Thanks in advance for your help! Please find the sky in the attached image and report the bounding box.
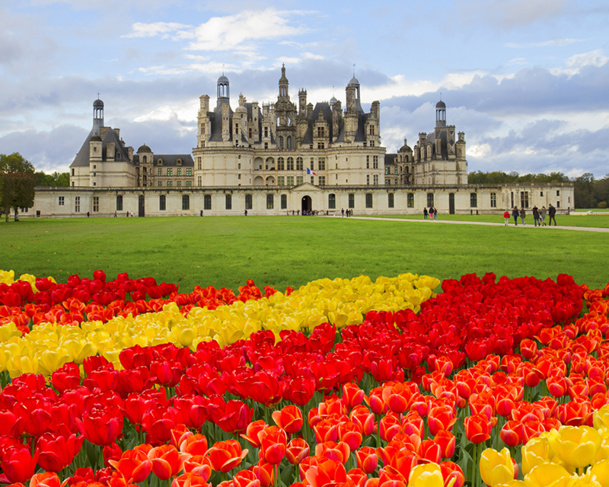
[1,0,608,178]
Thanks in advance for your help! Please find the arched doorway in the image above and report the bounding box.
[301,195,312,214]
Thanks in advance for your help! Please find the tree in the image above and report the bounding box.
[0,153,36,222]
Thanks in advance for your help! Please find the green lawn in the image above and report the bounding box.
[1,216,608,292]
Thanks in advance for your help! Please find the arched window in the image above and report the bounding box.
[278,136,283,149]
[296,157,303,170]
[287,157,294,170]
[287,136,292,148]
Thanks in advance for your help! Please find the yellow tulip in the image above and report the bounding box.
[409,463,454,487]
[590,459,609,487]
[549,426,601,469]
[522,436,554,476]
[480,448,515,487]
[594,406,609,431]
[0,269,16,284]
[524,464,573,487]
[495,482,526,487]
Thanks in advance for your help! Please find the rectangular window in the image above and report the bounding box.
[198,176,202,187]
[186,168,192,176]
[318,176,325,186]
[427,193,434,208]
[167,181,173,187]
[520,191,529,208]
[204,194,212,210]
[511,192,514,208]
[366,155,370,169]
[557,190,560,196]
[267,194,274,209]
[490,192,497,208]
[177,181,182,187]
[160,195,166,211]
[296,176,303,185]
[318,158,325,170]
[366,193,373,208]
[470,193,478,208]
[287,176,294,186]
[116,195,123,211]
[75,197,80,213]
[93,196,99,212]
[373,175,379,185]
[557,201,561,208]
[167,168,173,176]
[328,194,336,209]
[58,196,65,206]
[281,194,287,209]
[407,193,414,208]
[386,179,391,185]
[158,168,162,176]
[177,168,182,176]
[225,194,232,210]
[388,193,394,208]
[197,157,202,170]
[182,195,190,210]
[366,175,370,185]
[310,176,314,184]
[348,193,355,209]
[296,158,303,170]
[278,176,285,186]
[158,181,162,187]
[186,181,192,187]
[540,191,543,197]
[245,194,253,210]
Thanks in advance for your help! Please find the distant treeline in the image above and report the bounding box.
[468,171,609,208]
[35,171,70,187]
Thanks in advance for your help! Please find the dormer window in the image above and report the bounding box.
[177,158,182,166]
[157,159,163,166]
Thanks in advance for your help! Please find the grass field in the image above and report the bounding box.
[1,216,608,292]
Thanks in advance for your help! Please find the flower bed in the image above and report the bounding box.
[0,270,607,487]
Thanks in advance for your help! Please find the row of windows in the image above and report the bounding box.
[157,180,192,187]
[76,190,562,213]
[156,168,192,176]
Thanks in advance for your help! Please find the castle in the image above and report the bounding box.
[27,67,573,217]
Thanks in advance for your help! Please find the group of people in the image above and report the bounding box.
[423,207,438,220]
[504,204,557,226]
[341,209,354,217]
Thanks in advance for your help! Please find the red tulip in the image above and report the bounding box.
[337,421,363,451]
[433,430,456,459]
[440,461,465,487]
[182,455,212,480]
[0,446,39,484]
[355,446,378,474]
[349,405,376,436]
[36,432,85,472]
[83,408,124,446]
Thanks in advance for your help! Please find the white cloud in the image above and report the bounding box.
[123,22,192,39]
[550,49,609,77]
[186,9,311,52]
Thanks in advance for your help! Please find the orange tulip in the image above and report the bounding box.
[355,446,378,474]
[148,444,185,480]
[258,425,287,465]
[207,440,248,473]
[286,438,310,465]
[272,405,303,434]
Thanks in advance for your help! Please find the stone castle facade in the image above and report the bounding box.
[25,67,573,217]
